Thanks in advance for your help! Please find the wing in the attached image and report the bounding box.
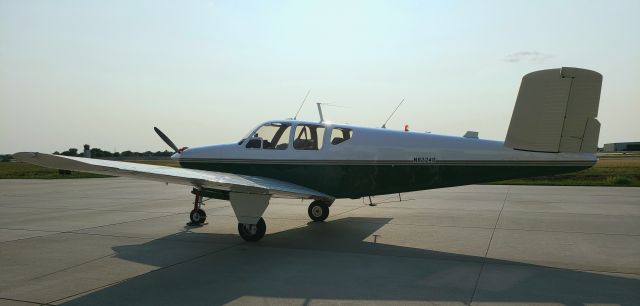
[13,152,333,201]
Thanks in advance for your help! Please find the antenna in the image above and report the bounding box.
[316,103,324,122]
[315,102,347,122]
[381,98,405,128]
[293,90,310,120]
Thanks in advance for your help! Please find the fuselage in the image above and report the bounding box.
[178,120,596,198]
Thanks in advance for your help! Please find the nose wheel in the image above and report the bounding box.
[189,208,206,224]
[308,200,330,222]
[187,189,207,226]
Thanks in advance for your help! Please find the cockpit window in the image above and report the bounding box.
[245,123,291,150]
[330,128,353,145]
[293,124,325,150]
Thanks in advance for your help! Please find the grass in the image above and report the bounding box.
[0,162,112,179]
[490,158,640,187]
[1,158,638,187]
[0,160,178,179]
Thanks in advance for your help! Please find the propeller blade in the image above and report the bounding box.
[154,127,179,153]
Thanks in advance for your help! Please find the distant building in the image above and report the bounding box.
[603,142,640,152]
[83,144,91,158]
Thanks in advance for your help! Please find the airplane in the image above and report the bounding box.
[15,67,603,242]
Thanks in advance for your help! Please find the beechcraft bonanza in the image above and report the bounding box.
[16,67,603,241]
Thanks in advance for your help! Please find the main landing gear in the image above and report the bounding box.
[187,189,270,242]
[187,190,329,241]
[238,217,266,241]
[308,200,332,222]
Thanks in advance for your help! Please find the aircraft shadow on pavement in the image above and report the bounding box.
[62,217,639,306]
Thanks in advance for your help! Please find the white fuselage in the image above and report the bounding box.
[179,120,596,164]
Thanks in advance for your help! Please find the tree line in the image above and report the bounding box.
[1,148,173,161]
[55,148,174,158]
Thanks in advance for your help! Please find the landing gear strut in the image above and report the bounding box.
[308,200,330,222]
[188,189,206,225]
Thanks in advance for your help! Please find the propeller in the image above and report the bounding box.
[154,127,186,153]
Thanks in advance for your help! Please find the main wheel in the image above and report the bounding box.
[238,217,266,242]
[308,200,330,222]
[189,208,207,224]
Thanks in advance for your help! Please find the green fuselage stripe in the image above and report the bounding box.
[179,159,593,199]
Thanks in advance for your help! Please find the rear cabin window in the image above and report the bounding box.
[330,128,353,145]
[245,123,291,150]
[293,124,325,150]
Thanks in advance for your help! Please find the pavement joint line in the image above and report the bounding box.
[346,205,504,212]
[0,227,60,233]
[468,186,509,305]
[0,194,188,201]
[318,219,498,231]
[56,211,186,232]
[0,230,64,244]
[499,209,640,218]
[385,199,640,209]
[0,203,228,214]
[504,209,640,217]
[246,243,488,266]
[45,279,130,305]
[29,253,116,281]
[0,205,182,214]
[61,231,154,241]
[46,241,246,305]
[0,212,187,244]
[0,297,51,305]
[62,231,239,245]
[507,193,640,199]
[480,260,640,278]
[493,226,640,237]
[566,267,640,277]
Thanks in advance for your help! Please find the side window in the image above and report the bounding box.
[293,124,325,150]
[330,128,353,145]
[245,123,291,150]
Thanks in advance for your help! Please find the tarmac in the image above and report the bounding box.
[0,178,638,305]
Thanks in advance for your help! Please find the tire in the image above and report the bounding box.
[238,217,266,242]
[190,208,207,224]
[308,200,330,222]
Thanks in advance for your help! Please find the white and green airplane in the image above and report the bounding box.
[15,67,603,242]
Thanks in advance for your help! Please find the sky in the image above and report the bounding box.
[1,0,639,153]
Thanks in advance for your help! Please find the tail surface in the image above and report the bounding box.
[505,67,602,153]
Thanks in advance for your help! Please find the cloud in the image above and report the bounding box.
[503,51,553,63]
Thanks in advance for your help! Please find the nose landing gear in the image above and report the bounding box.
[188,189,207,226]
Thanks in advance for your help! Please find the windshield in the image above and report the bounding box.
[239,122,292,150]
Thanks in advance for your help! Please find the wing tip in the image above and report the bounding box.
[13,152,39,162]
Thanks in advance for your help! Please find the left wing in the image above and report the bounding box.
[14,152,334,201]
